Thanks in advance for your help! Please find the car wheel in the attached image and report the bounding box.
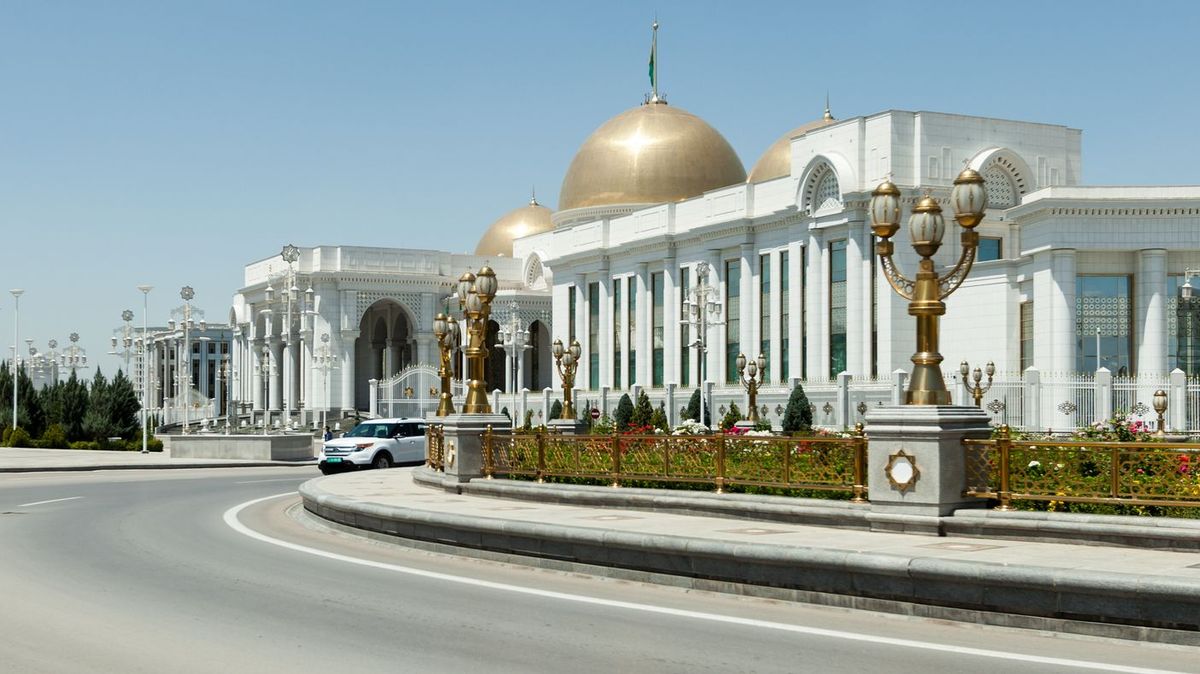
[319,465,336,475]
[372,452,393,470]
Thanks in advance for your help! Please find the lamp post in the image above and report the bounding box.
[460,266,498,414]
[959,360,995,408]
[280,244,301,430]
[681,262,723,429]
[432,313,459,416]
[259,344,272,434]
[1153,389,1169,438]
[735,352,766,423]
[178,286,196,434]
[110,309,136,375]
[552,338,582,419]
[498,301,531,396]
[137,285,153,452]
[218,356,232,433]
[61,332,89,377]
[869,168,988,404]
[1180,269,1200,377]
[10,289,23,430]
[314,333,337,428]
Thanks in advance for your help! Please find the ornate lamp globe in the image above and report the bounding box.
[1153,389,1168,415]
[433,313,447,340]
[950,168,987,228]
[569,339,581,361]
[736,352,747,373]
[1182,278,1194,300]
[985,361,996,378]
[465,289,482,315]
[111,336,118,349]
[446,317,460,349]
[756,353,766,373]
[959,360,970,378]
[475,266,498,302]
[869,180,902,239]
[908,195,946,258]
[457,271,476,306]
[552,338,564,359]
[746,358,757,378]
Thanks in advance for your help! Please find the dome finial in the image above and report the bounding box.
[824,92,834,121]
[530,186,538,206]
[647,17,661,104]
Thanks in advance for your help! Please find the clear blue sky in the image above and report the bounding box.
[3,0,1199,374]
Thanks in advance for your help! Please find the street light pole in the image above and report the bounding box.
[682,263,722,429]
[10,289,24,430]
[139,285,153,452]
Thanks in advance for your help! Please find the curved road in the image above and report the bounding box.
[0,467,1191,674]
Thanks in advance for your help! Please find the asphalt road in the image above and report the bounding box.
[0,467,1194,674]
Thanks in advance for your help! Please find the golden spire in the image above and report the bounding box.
[824,92,834,121]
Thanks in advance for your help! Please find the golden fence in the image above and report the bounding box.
[963,426,1200,509]
[481,427,867,500]
[426,423,445,471]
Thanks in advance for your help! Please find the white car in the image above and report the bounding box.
[318,418,428,475]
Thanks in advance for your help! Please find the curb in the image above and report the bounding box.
[0,461,317,473]
[299,474,1200,644]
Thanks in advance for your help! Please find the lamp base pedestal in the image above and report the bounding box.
[548,418,589,435]
[864,404,991,535]
[437,413,510,492]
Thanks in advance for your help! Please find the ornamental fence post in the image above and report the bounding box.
[996,424,1013,511]
[851,422,867,503]
[610,432,621,488]
[536,429,546,483]
[716,434,726,494]
[482,425,494,479]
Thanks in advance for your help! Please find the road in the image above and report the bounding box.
[0,467,1193,674]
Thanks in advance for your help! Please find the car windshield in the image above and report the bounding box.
[344,423,394,439]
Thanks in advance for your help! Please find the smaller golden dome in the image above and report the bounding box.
[747,108,838,183]
[475,198,554,257]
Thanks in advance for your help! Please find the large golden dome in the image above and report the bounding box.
[747,110,838,183]
[474,198,553,257]
[557,101,746,213]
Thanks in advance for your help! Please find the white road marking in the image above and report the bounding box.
[225,493,1181,674]
[18,496,83,507]
[234,478,310,484]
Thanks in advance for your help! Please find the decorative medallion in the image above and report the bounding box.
[856,401,868,416]
[761,404,769,417]
[1057,401,1078,415]
[718,405,727,416]
[885,449,920,493]
[808,403,816,413]
[1131,402,1149,417]
[775,404,784,416]
[121,309,134,323]
[822,402,834,415]
[986,399,1006,414]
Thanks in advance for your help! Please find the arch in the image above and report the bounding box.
[524,254,547,290]
[485,319,505,395]
[967,147,1034,208]
[529,319,552,391]
[355,298,419,411]
[796,153,856,215]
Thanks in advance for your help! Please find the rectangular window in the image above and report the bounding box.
[628,276,636,386]
[652,272,664,387]
[829,240,847,378]
[978,237,1002,262]
[759,254,770,382]
[780,251,789,381]
[1174,274,1200,376]
[1019,301,1034,371]
[679,268,690,387]
[1075,276,1133,374]
[588,282,599,389]
[568,286,576,342]
[613,279,622,389]
[725,259,740,384]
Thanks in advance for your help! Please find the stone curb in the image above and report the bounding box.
[0,460,316,473]
[299,475,1200,640]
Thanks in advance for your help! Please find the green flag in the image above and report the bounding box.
[648,44,655,89]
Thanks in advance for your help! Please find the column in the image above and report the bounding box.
[1136,248,1168,375]
[740,243,754,371]
[504,344,514,394]
[383,339,395,379]
[599,268,612,390]
[617,274,628,390]
[663,252,678,387]
[269,339,283,412]
[637,262,650,387]
[769,249,782,384]
[340,330,357,414]
[1048,249,1076,373]
[846,223,866,376]
[252,340,264,411]
[707,250,723,386]
[808,232,825,379]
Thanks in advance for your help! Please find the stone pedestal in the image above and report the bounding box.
[733,420,757,431]
[439,413,510,492]
[864,405,991,535]
[548,418,589,435]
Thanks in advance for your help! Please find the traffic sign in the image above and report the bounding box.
[590,408,601,420]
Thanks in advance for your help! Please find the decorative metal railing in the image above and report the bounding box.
[481,427,868,500]
[426,423,445,471]
[964,427,1200,509]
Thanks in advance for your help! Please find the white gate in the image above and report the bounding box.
[375,365,463,419]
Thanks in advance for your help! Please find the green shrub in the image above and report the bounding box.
[1,427,9,446]
[39,424,69,449]
[685,388,710,426]
[631,391,653,429]
[591,414,615,435]
[70,441,96,450]
[549,400,563,421]
[719,403,743,431]
[6,426,32,448]
[650,403,669,433]
[782,383,813,433]
[522,410,533,431]
[614,394,634,432]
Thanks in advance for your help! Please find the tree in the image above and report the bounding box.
[719,402,743,431]
[108,370,141,439]
[782,382,813,434]
[614,393,634,432]
[60,371,90,441]
[649,403,669,432]
[549,399,563,421]
[83,369,117,443]
[684,388,709,426]
[630,391,654,429]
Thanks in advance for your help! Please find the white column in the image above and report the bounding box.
[598,270,612,390]
[340,330,357,413]
[788,240,804,382]
[617,275,628,390]
[1048,249,1077,373]
[769,249,782,384]
[860,222,876,377]
[269,339,283,411]
[707,250,723,386]
[1136,248,1168,375]
[846,222,865,377]
[740,243,753,366]
[663,254,678,387]
[637,262,650,387]
[812,234,828,379]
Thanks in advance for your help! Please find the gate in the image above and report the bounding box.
[375,365,463,419]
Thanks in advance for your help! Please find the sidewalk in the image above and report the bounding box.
[0,447,316,472]
[301,467,1200,645]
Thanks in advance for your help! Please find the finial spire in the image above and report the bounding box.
[648,18,660,103]
[823,92,834,121]
[530,186,538,206]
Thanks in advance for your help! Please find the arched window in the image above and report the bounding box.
[803,163,841,213]
[983,163,1017,209]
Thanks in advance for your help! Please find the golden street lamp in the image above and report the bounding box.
[735,352,766,422]
[959,360,995,408]
[461,266,497,414]
[552,338,582,419]
[432,312,459,416]
[1153,389,1168,438]
[870,168,987,404]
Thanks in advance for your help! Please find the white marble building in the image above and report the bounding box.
[230,94,1200,426]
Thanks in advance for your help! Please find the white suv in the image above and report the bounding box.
[318,418,428,475]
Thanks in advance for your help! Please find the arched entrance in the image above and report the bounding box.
[529,319,552,391]
[355,299,417,412]
[485,319,504,394]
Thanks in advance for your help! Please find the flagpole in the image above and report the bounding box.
[650,19,659,103]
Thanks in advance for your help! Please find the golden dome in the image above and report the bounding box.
[747,110,838,183]
[558,101,746,212]
[474,198,553,257]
